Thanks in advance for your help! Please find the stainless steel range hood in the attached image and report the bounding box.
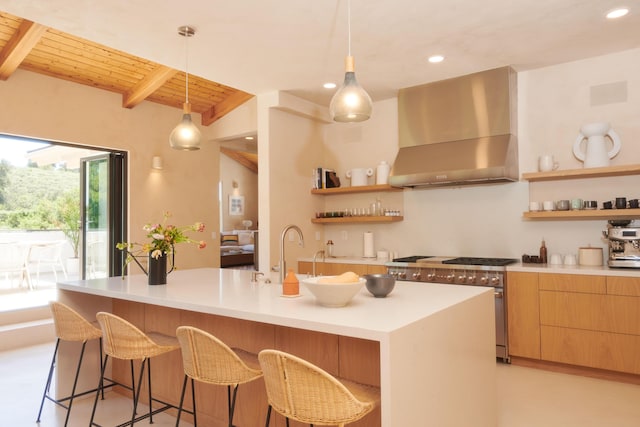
[389,66,518,188]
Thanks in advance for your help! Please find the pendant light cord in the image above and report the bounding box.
[347,0,352,57]
[185,31,189,104]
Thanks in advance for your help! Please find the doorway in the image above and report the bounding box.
[0,134,127,311]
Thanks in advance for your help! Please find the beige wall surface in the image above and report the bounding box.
[0,69,219,269]
[316,48,640,262]
[3,46,639,276]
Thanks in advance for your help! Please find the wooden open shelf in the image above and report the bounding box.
[522,164,640,182]
[523,208,640,220]
[311,184,403,195]
[311,216,404,224]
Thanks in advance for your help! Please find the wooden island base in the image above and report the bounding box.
[59,290,380,427]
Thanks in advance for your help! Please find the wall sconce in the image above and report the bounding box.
[152,156,163,170]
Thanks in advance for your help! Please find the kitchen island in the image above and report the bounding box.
[56,268,497,427]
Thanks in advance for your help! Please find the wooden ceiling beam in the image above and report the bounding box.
[122,65,178,108]
[0,19,47,80]
[201,91,254,126]
[220,147,258,174]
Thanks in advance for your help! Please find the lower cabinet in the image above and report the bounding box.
[508,271,640,375]
[506,272,541,359]
[298,261,386,276]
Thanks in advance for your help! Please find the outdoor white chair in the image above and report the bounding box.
[28,240,68,286]
[0,241,32,289]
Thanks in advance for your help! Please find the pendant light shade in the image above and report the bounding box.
[330,0,372,122]
[169,102,201,150]
[170,26,201,151]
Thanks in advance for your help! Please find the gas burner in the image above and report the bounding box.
[442,257,518,267]
[392,256,433,263]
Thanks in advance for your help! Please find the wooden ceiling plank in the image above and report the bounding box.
[220,147,258,174]
[123,65,178,108]
[202,91,254,125]
[0,19,47,80]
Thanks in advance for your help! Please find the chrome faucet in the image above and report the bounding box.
[279,224,304,283]
[312,249,325,276]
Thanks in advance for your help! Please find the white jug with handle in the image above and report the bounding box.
[573,122,621,168]
[346,168,373,186]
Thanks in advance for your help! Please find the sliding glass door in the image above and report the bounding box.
[80,153,127,279]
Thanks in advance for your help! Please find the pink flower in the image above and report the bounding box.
[198,241,207,249]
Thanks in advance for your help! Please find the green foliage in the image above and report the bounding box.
[56,190,81,257]
[0,164,79,235]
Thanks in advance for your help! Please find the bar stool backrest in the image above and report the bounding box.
[96,312,167,360]
[50,301,102,342]
[176,326,261,385]
[258,349,375,425]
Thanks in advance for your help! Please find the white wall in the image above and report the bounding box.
[315,48,640,262]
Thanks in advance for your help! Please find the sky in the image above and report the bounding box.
[0,135,50,167]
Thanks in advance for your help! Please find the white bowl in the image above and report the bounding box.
[302,276,366,307]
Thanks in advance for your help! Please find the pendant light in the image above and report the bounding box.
[329,0,372,122]
[169,25,201,150]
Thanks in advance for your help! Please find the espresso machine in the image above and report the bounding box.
[603,221,640,268]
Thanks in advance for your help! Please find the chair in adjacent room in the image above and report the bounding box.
[37,301,108,426]
[89,311,180,427]
[174,326,263,426]
[258,349,380,427]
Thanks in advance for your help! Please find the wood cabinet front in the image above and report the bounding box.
[506,272,541,359]
[517,272,640,376]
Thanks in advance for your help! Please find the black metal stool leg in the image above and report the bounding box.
[64,340,89,426]
[89,354,110,426]
[265,405,272,427]
[191,378,197,426]
[227,384,239,427]
[175,375,188,426]
[130,358,147,426]
[147,358,153,424]
[37,338,60,422]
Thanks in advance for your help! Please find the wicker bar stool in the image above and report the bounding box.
[175,326,263,427]
[89,311,180,427]
[37,301,110,426]
[258,349,380,427]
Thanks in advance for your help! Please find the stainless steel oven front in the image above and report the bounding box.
[387,261,510,363]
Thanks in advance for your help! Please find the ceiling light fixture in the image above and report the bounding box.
[606,8,629,19]
[428,55,445,63]
[169,25,201,151]
[329,0,372,122]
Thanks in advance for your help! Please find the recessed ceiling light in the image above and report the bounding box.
[323,82,337,89]
[244,136,254,140]
[606,8,629,19]
[428,55,444,63]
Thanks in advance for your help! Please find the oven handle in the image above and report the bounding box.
[494,289,503,298]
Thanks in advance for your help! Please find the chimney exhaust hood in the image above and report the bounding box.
[389,66,518,188]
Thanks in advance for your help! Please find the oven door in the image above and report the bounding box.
[494,288,508,361]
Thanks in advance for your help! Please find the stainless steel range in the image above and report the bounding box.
[386,255,517,362]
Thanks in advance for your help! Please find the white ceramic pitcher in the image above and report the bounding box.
[346,168,373,186]
[573,122,621,168]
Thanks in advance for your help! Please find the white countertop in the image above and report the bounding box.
[57,268,490,341]
[507,262,640,277]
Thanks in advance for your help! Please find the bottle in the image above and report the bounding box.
[283,269,299,296]
[326,240,334,258]
[539,239,548,264]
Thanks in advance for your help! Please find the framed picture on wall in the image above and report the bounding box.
[229,195,245,216]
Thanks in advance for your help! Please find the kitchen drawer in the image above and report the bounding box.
[539,273,605,294]
[541,325,640,375]
[540,291,640,335]
[607,276,640,296]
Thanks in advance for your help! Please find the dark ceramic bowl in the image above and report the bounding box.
[363,274,396,298]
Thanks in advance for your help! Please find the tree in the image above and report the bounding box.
[0,160,9,205]
[56,190,81,258]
